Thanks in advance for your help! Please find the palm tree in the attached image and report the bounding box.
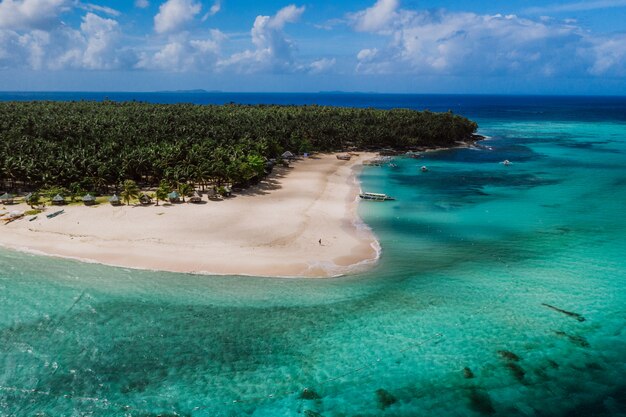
[27,193,41,209]
[121,179,139,206]
[155,180,170,206]
[177,182,194,203]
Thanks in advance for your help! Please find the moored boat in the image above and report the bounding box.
[359,192,395,201]
[46,209,64,219]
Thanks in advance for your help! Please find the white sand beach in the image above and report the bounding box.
[0,154,380,278]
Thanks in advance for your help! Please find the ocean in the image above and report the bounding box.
[0,93,625,416]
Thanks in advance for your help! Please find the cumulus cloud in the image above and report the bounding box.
[137,29,225,71]
[350,2,626,78]
[0,0,70,30]
[135,0,149,8]
[80,12,122,69]
[0,10,125,70]
[219,4,305,72]
[309,57,336,74]
[350,0,398,33]
[154,0,202,34]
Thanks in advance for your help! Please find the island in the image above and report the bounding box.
[0,101,478,277]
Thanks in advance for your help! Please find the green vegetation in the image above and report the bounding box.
[0,101,477,193]
[121,180,139,206]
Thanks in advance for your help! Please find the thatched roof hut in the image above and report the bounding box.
[109,194,121,206]
[82,194,96,206]
[189,191,202,203]
[139,193,152,205]
[282,151,295,159]
[0,193,14,204]
[51,194,65,205]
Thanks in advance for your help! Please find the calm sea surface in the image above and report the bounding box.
[0,93,625,416]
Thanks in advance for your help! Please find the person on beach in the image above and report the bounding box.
[319,238,322,245]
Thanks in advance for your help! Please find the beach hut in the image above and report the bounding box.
[51,194,65,206]
[109,194,121,206]
[189,191,202,204]
[139,193,152,205]
[24,192,33,203]
[0,193,14,205]
[82,194,96,206]
[167,190,181,203]
[282,151,295,160]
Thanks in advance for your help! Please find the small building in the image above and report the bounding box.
[281,151,295,160]
[109,194,121,206]
[167,190,181,203]
[0,193,14,205]
[82,194,96,206]
[139,193,152,205]
[189,191,202,204]
[51,194,65,205]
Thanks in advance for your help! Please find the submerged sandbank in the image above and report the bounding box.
[0,154,380,278]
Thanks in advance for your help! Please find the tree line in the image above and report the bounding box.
[0,100,477,194]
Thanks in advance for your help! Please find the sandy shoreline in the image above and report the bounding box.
[0,154,380,278]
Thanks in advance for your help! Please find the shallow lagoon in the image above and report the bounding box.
[1,95,625,416]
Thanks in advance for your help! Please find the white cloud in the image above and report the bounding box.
[525,0,626,14]
[350,0,398,33]
[77,3,121,17]
[586,33,626,75]
[201,0,221,22]
[80,12,122,69]
[309,57,335,74]
[0,0,70,30]
[350,3,626,78]
[135,0,149,8]
[0,11,124,70]
[154,0,202,34]
[137,29,225,71]
[219,4,305,73]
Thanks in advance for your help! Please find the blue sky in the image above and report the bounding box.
[0,0,625,94]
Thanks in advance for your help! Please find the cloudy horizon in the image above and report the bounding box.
[0,0,625,94]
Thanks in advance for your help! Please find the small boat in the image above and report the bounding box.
[29,216,38,222]
[501,160,511,166]
[46,209,65,219]
[336,154,352,161]
[421,166,429,172]
[359,192,395,201]
[3,212,24,224]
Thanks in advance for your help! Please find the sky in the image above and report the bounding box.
[0,0,625,94]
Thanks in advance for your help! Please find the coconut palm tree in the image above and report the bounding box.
[155,180,170,206]
[177,182,194,203]
[121,180,139,206]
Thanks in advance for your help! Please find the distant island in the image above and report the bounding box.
[0,101,477,195]
[155,89,222,94]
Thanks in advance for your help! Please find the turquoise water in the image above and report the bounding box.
[1,97,625,416]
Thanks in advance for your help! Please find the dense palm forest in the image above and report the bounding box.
[0,101,477,194]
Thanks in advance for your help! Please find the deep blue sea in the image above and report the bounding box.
[0,93,625,416]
